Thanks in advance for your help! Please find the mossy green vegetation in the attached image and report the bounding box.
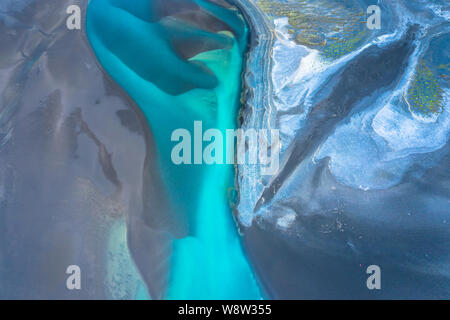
[322,30,365,59]
[256,0,367,59]
[407,61,444,115]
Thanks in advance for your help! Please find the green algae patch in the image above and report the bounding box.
[322,30,365,59]
[256,0,368,58]
[407,61,444,116]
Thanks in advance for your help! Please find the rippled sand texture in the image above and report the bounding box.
[87,0,261,299]
[0,0,149,299]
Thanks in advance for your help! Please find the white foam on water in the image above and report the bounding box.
[373,94,450,161]
[314,84,449,190]
[276,212,296,230]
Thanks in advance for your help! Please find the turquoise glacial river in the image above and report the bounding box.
[86,0,261,299]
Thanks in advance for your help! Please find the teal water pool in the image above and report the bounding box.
[86,0,261,299]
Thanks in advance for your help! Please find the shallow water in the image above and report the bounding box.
[237,0,450,298]
[87,0,261,299]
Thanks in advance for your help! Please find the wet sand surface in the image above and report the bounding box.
[0,0,159,299]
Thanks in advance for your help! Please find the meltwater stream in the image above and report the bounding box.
[86,0,261,299]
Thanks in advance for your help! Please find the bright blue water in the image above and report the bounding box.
[87,0,262,299]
